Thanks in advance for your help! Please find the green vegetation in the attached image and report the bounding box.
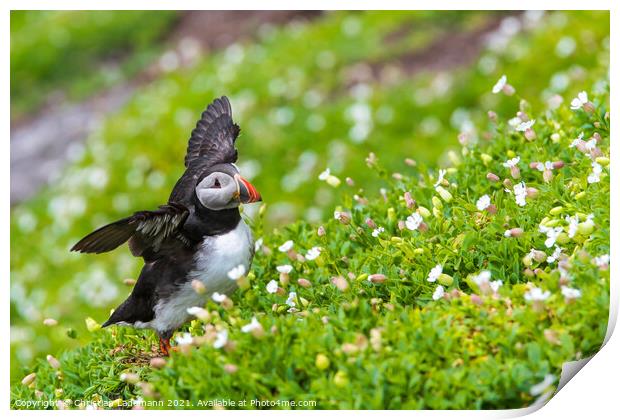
[10,11,610,409]
[10,10,178,117]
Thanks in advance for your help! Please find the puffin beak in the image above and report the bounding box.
[235,174,262,203]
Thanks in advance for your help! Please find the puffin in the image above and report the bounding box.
[71,96,261,355]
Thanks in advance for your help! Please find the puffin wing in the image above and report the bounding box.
[70,202,190,256]
[184,96,240,168]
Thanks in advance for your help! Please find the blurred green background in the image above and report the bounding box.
[10,10,609,381]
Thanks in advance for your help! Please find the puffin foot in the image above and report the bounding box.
[159,337,171,356]
[158,337,179,356]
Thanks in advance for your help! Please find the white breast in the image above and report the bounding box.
[139,220,254,334]
[189,219,254,295]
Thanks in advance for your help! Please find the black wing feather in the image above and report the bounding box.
[71,203,190,256]
[184,96,240,168]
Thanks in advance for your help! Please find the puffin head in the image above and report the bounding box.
[194,163,261,211]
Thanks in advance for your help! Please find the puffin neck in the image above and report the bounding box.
[194,206,242,236]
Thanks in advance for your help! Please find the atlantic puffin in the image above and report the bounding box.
[71,96,261,355]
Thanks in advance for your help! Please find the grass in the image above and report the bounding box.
[10,10,610,409]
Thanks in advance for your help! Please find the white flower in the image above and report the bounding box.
[536,161,554,171]
[227,264,246,280]
[587,162,602,183]
[211,292,227,303]
[434,169,446,188]
[492,75,507,94]
[476,194,491,211]
[516,120,535,132]
[278,240,294,252]
[432,285,445,301]
[561,286,582,300]
[305,246,321,260]
[570,91,588,110]
[546,246,563,264]
[266,280,278,294]
[276,264,293,274]
[318,168,331,180]
[286,292,297,307]
[569,132,584,148]
[584,138,597,153]
[508,117,522,128]
[334,211,343,220]
[371,227,385,237]
[539,224,563,248]
[490,280,503,293]
[254,237,263,252]
[175,332,193,346]
[513,182,527,207]
[594,254,610,269]
[565,215,579,238]
[504,230,512,237]
[502,156,521,168]
[213,329,228,349]
[405,213,423,231]
[472,270,492,286]
[241,316,262,333]
[530,374,556,396]
[427,264,443,283]
[524,287,551,302]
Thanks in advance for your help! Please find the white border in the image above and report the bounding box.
[3,2,617,419]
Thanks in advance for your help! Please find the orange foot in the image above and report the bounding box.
[158,338,179,356]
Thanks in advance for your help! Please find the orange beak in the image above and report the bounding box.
[235,174,262,203]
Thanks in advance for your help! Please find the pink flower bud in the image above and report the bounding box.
[404,191,415,209]
[392,173,403,181]
[224,364,238,374]
[317,225,326,236]
[486,204,497,214]
[331,276,349,291]
[543,169,553,183]
[502,84,515,96]
[418,222,429,232]
[486,172,500,182]
[583,101,596,113]
[552,161,564,169]
[470,294,483,305]
[593,132,602,142]
[526,187,539,198]
[503,178,513,189]
[510,166,521,179]
[531,250,547,262]
[404,158,416,167]
[458,132,470,146]
[150,357,167,369]
[509,228,523,237]
[524,128,536,141]
[365,218,377,229]
[487,110,497,122]
[590,147,602,158]
[517,111,529,122]
[397,220,406,231]
[529,162,541,169]
[345,177,355,186]
[368,274,387,284]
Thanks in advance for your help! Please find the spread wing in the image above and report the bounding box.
[70,203,190,257]
[184,96,240,168]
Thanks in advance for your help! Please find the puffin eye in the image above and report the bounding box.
[213,178,221,189]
